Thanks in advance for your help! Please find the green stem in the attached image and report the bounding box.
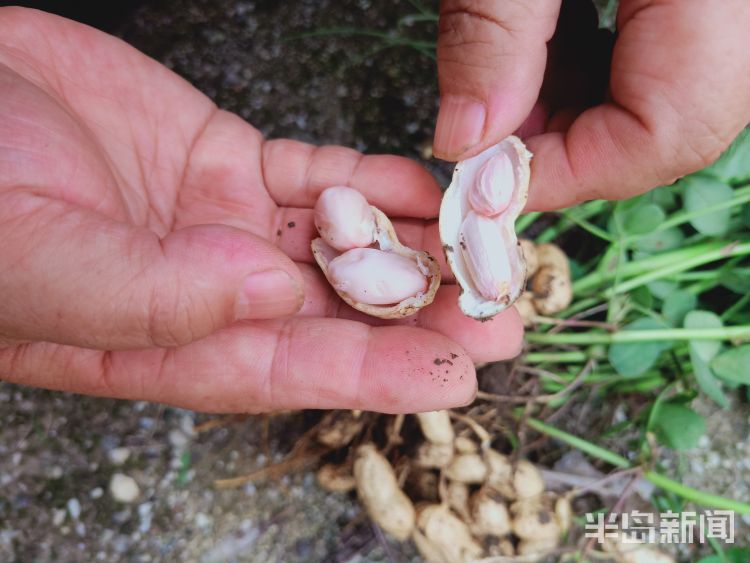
[622,185,750,245]
[603,243,750,297]
[559,210,614,242]
[526,418,630,468]
[536,200,609,244]
[574,241,732,294]
[524,351,589,364]
[644,472,750,515]
[723,292,750,321]
[516,212,542,234]
[526,326,750,345]
[528,418,750,515]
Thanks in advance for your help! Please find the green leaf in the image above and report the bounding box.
[711,345,750,385]
[610,197,664,236]
[720,270,750,294]
[698,548,750,563]
[608,317,672,376]
[648,280,679,300]
[682,176,734,236]
[684,311,723,360]
[650,185,678,210]
[662,290,697,326]
[568,259,585,281]
[704,127,750,183]
[685,311,729,408]
[652,403,706,450]
[633,226,685,254]
[623,203,666,235]
[742,204,750,229]
[630,285,653,309]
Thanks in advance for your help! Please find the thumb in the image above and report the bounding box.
[0,198,304,349]
[434,0,561,161]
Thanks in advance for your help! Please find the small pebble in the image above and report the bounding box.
[108,447,131,466]
[138,502,153,533]
[48,466,64,479]
[109,473,140,503]
[52,508,67,527]
[67,498,81,520]
[195,512,212,530]
[90,487,103,499]
[168,429,189,448]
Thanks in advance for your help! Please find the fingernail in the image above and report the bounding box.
[236,269,303,320]
[434,95,486,160]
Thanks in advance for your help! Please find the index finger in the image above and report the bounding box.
[262,139,442,218]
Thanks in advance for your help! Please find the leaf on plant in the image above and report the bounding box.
[684,310,723,361]
[698,548,750,563]
[720,270,750,294]
[711,345,750,385]
[653,402,706,450]
[704,127,750,183]
[608,317,672,376]
[650,185,678,210]
[684,311,729,408]
[630,285,653,309]
[647,280,679,300]
[623,203,666,235]
[633,226,685,254]
[681,176,734,236]
[662,290,697,326]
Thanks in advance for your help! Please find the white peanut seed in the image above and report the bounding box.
[328,248,428,305]
[459,211,513,301]
[468,153,515,217]
[314,186,376,251]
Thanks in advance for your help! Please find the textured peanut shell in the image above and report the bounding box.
[443,453,488,483]
[413,504,483,563]
[312,207,440,319]
[415,410,455,445]
[354,444,415,540]
[316,463,356,493]
[519,239,539,277]
[510,498,561,541]
[415,442,454,469]
[445,480,470,520]
[532,266,573,315]
[469,487,511,537]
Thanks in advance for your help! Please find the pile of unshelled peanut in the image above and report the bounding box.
[315,410,674,563]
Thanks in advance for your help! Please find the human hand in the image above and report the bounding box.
[434,0,750,210]
[0,8,523,413]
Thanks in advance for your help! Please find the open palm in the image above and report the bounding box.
[0,8,522,413]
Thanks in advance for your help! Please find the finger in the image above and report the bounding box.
[434,0,561,160]
[0,319,477,413]
[262,139,442,217]
[0,194,305,350]
[297,265,523,364]
[526,0,750,211]
[275,208,455,282]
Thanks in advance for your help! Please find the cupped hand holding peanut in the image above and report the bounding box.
[434,0,750,209]
[0,8,523,414]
